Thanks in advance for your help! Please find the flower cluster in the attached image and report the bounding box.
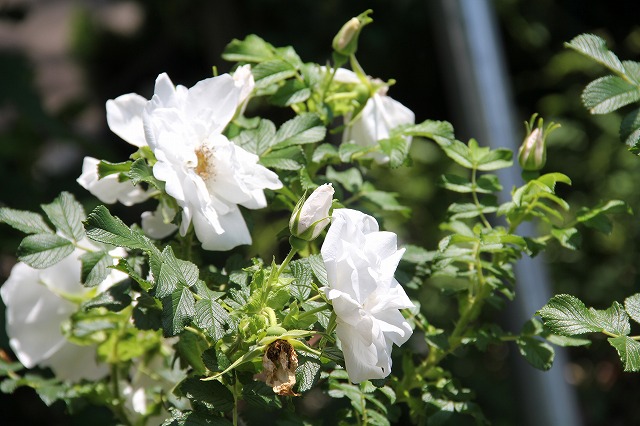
[0,14,426,425]
[80,66,282,251]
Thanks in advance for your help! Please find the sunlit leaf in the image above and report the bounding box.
[41,192,85,241]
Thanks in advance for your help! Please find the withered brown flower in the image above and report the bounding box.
[256,339,299,396]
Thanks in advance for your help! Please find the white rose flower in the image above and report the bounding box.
[77,156,152,206]
[321,208,414,383]
[142,72,282,251]
[289,183,334,241]
[330,68,415,164]
[0,246,126,382]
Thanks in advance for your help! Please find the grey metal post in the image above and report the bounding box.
[427,1,581,425]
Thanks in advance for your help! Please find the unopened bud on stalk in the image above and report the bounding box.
[517,114,560,172]
[289,183,334,241]
[332,10,373,56]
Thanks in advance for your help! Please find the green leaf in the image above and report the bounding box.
[162,287,195,337]
[516,337,554,371]
[537,294,601,336]
[307,254,328,288]
[621,107,640,153]
[97,160,131,178]
[194,298,232,341]
[85,205,157,253]
[242,381,283,410]
[582,75,640,114]
[252,60,296,89]
[132,292,162,330]
[271,79,311,106]
[82,280,131,312]
[542,333,591,347]
[312,143,339,163]
[550,227,581,250]
[79,250,113,287]
[625,293,640,325]
[440,174,502,194]
[17,233,74,269]
[475,148,513,171]
[537,172,572,191]
[339,142,369,162]
[577,200,631,234]
[222,34,276,63]
[565,34,625,75]
[273,113,326,148]
[296,355,322,393]
[232,119,276,156]
[260,146,304,170]
[289,259,313,300]
[623,60,640,84]
[127,158,163,189]
[608,336,640,372]
[162,410,232,425]
[591,301,630,336]
[41,192,85,241]
[0,207,52,234]
[447,202,497,220]
[326,166,363,192]
[402,120,455,146]
[379,136,410,168]
[180,376,235,413]
[361,186,410,214]
[113,258,152,292]
[438,140,473,169]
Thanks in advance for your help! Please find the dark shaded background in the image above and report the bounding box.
[2,0,640,424]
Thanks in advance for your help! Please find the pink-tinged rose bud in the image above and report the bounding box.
[518,127,546,171]
[518,114,560,172]
[289,183,334,241]
[332,10,373,56]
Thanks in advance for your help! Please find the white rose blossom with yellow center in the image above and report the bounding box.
[98,65,282,250]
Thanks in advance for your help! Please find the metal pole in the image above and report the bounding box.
[428,1,581,425]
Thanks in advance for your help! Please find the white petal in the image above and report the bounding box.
[193,205,251,251]
[330,67,360,84]
[336,323,389,383]
[141,207,178,239]
[40,339,109,382]
[185,74,240,134]
[153,73,178,107]
[106,93,148,147]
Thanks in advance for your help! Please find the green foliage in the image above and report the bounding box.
[3,16,639,426]
[567,33,640,153]
[539,293,640,371]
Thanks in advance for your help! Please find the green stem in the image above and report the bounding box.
[109,364,132,426]
[276,248,298,278]
[297,303,331,321]
[471,167,492,229]
[425,242,490,367]
[508,192,540,234]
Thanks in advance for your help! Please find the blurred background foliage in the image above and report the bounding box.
[1,0,640,424]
